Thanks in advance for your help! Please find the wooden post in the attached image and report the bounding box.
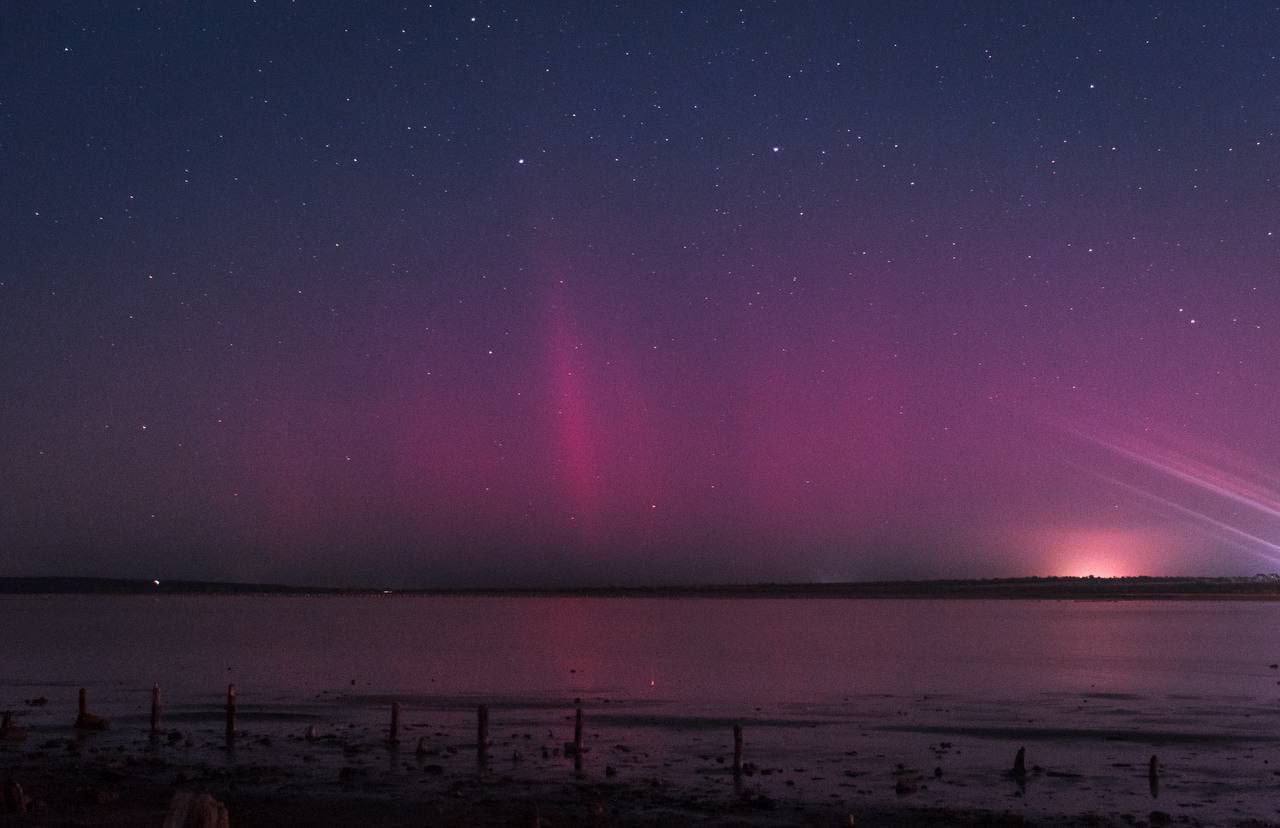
[477,704,489,763]
[573,705,584,772]
[1011,746,1026,779]
[733,724,743,775]
[150,684,161,736]
[225,684,236,740]
[73,687,108,730]
[1149,754,1160,798]
[389,702,400,745]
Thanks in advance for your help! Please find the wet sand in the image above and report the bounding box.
[0,747,1164,826]
[4,689,1278,826]
[0,761,1041,827]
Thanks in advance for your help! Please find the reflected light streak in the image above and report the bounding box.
[1059,425,1280,567]
[1073,429,1280,522]
[1090,471,1280,567]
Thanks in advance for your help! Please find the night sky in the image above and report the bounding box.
[3,3,1279,586]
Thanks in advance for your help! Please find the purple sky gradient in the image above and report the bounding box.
[2,3,1279,585]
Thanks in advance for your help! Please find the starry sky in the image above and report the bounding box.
[3,2,1279,586]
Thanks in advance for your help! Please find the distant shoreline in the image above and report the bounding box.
[2,574,1279,600]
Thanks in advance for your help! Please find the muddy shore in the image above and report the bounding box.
[0,752,1178,827]
[3,701,1266,827]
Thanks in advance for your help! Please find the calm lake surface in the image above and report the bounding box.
[4,596,1280,822]
[3,596,1278,701]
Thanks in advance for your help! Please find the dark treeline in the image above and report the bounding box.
[2,575,1279,599]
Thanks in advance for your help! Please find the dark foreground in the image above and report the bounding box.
[0,760,1199,828]
[1,735,1267,828]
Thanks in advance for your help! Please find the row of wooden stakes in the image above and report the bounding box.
[1,686,168,739]
[5,690,1167,799]
[3,687,753,775]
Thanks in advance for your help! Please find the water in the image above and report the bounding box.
[4,595,1277,700]
[3,596,1279,822]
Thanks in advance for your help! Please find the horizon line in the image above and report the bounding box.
[3,573,1280,598]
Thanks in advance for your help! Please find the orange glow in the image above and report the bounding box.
[1045,528,1165,578]
[1059,556,1130,579]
